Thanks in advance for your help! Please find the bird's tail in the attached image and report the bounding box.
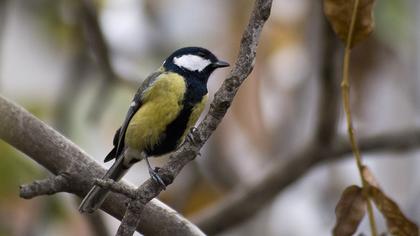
[79,155,128,213]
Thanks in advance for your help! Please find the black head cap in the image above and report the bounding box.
[163,47,229,82]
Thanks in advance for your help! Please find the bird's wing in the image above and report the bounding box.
[104,70,164,162]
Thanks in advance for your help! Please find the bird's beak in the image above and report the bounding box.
[212,60,230,68]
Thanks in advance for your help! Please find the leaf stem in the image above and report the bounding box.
[340,0,378,235]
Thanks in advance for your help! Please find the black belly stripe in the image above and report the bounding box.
[145,77,207,156]
[145,104,193,156]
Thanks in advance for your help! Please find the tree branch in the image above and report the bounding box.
[313,19,341,146]
[116,200,144,236]
[191,128,420,234]
[0,95,204,236]
[95,179,137,199]
[110,0,273,235]
[190,15,420,234]
[332,129,420,157]
[19,173,71,199]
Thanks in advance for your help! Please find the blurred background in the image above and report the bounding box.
[1,0,420,235]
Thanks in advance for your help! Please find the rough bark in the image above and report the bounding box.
[0,95,204,236]
[112,0,274,234]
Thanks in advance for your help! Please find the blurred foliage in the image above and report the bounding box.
[0,100,72,235]
[375,0,410,47]
[24,0,84,50]
[44,195,71,223]
[183,179,224,216]
[1,0,419,235]
[0,141,72,235]
[0,141,40,199]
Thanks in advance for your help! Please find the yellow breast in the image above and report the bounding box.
[125,72,186,150]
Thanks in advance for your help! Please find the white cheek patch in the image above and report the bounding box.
[173,54,211,72]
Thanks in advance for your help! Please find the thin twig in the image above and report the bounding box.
[189,14,417,233]
[191,14,342,233]
[0,95,204,236]
[195,9,340,231]
[19,174,70,199]
[340,0,377,234]
[113,0,273,235]
[1,75,419,236]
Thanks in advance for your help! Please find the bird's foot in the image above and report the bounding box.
[148,167,166,190]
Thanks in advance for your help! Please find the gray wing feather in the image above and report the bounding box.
[105,70,163,162]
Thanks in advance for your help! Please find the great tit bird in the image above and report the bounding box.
[79,47,229,213]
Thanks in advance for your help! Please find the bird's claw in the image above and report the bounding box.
[186,127,200,145]
[148,168,166,190]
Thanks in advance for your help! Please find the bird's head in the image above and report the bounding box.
[163,47,229,82]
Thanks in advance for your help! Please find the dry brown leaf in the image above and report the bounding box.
[333,185,367,236]
[368,186,419,236]
[362,165,380,188]
[324,0,376,47]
